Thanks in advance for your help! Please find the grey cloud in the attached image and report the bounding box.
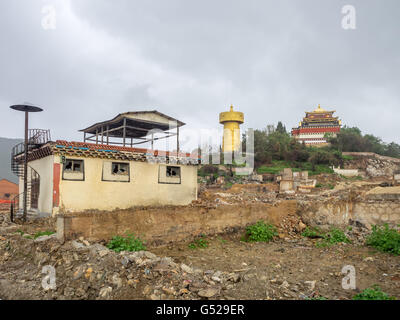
[0,0,399,146]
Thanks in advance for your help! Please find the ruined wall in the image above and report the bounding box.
[298,193,400,230]
[342,152,400,177]
[57,201,297,244]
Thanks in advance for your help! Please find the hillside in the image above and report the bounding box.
[0,137,22,184]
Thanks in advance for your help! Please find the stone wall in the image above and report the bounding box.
[57,201,297,244]
[298,192,400,230]
[342,152,400,177]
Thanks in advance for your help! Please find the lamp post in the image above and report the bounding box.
[10,104,43,221]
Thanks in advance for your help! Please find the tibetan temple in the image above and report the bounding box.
[291,104,341,146]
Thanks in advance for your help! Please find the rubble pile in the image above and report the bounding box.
[0,231,245,300]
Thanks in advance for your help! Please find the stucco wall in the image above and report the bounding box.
[56,156,198,213]
[57,201,297,244]
[20,155,54,215]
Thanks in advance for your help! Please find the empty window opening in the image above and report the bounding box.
[64,159,83,172]
[112,162,129,175]
[166,166,180,178]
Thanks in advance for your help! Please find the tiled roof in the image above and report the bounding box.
[19,140,200,165]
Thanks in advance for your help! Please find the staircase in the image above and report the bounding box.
[10,129,50,221]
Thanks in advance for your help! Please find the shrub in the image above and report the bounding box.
[366,224,400,255]
[302,227,324,239]
[244,221,278,243]
[188,235,209,249]
[316,228,350,247]
[107,233,146,252]
[353,285,396,300]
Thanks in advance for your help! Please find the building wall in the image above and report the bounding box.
[0,179,18,199]
[56,155,198,213]
[22,155,54,215]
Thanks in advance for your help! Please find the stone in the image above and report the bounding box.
[304,280,316,291]
[143,285,152,295]
[111,274,123,288]
[197,287,219,298]
[71,240,86,250]
[99,286,112,298]
[227,273,240,283]
[144,251,157,260]
[180,263,194,274]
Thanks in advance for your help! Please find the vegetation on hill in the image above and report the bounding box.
[241,122,400,172]
[327,126,400,158]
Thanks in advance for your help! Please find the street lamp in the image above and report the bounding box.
[10,104,43,221]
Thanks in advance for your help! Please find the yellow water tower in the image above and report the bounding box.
[219,105,244,153]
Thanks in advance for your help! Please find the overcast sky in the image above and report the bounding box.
[0,0,399,152]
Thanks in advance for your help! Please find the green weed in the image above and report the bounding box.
[353,285,396,300]
[366,224,400,255]
[107,233,146,252]
[243,221,278,243]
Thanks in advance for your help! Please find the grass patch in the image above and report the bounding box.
[315,228,351,247]
[188,235,209,249]
[353,285,396,300]
[342,155,354,161]
[366,224,400,255]
[106,233,146,252]
[33,230,55,239]
[256,160,333,176]
[242,221,278,243]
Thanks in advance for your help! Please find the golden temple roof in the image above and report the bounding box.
[307,104,335,114]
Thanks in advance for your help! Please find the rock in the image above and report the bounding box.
[85,267,93,279]
[363,257,374,262]
[197,287,219,298]
[180,263,194,274]
[144,251,157,260]
[99,286,112,298]
[111,274,123,288]
[304,280,316,291]
[98,250,109,257]
[211,276,222,283]
[72,265,85,280]
[162,287,176,296]
[71,240,86,250]
[227,273,240,283]
[280,280,289,289]
[143,285,152,295]
[150,293,161,300]
[298,222,307,231]
[121,256,130,266]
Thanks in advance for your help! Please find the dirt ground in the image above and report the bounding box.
[0,213,399,300]
[1,175,399,300]
[151,234,400,300]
